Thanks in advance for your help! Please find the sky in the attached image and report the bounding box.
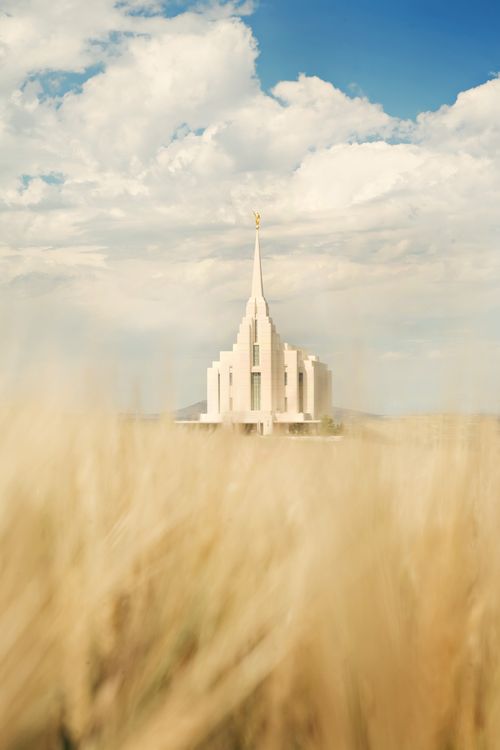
[251,0,500,119]
[0,0,499,414]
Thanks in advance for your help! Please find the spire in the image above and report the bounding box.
[251,211,264,299]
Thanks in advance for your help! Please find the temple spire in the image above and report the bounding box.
[251,211,264,298]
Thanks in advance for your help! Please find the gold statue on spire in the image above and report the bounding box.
[253,210,261,230]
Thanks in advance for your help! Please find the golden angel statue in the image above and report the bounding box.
[253,210,261,230]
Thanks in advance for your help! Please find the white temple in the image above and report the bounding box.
[200,214,332,434]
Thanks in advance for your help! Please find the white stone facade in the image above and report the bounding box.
[200,223,332,434]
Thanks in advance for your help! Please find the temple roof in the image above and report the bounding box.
[251,224,264,299]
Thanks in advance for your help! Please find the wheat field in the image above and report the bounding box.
[1,401,500,750]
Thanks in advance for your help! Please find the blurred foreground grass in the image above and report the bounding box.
[1,403,500,749]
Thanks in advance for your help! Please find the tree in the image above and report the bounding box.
[320,415,343,436]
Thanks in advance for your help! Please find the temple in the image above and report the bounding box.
[200,215,332,434]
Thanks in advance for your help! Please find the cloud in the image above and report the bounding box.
[414,75,500,156]
[0,0,499,413]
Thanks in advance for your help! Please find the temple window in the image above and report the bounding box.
[252,343,260,366]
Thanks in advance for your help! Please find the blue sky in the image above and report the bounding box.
[250,0,500,119]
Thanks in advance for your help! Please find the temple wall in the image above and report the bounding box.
[206,364,220,415]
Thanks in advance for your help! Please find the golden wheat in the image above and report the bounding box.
[1,402,499,750]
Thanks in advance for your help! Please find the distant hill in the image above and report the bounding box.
[174,401,381,422]
[175,401,207,421]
